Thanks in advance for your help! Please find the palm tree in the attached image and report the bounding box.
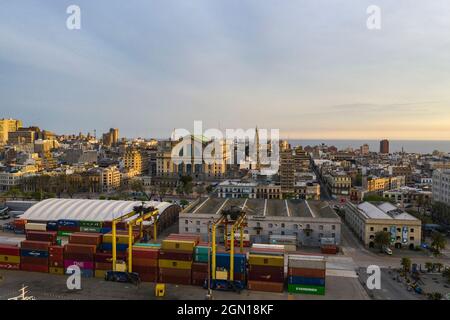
[431,232,447,255]
[374,231,391,252]
[400,257,412,273]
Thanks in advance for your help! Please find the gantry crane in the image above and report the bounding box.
[111,204,159,272]
[210,206,247,289]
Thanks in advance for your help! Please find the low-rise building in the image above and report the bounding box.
[344,201,421,249]
[432,169,450,206]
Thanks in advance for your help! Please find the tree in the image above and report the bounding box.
[400,257,412,273]
[130,179,144,194]
[194,184,206,198]
[434,262,443,273]
[431,232,447,255]
[374,231,391,252]
[425,262,434,272]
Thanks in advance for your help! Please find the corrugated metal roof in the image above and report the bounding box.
[357,202,392,220]
[18,198,175,222]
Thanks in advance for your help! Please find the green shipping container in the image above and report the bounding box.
[80,226,101,233]
[288,284,325,295]
[194,254,209,263]
[57,231,72,237]
[79,221,102,228]
[133,243,161,248]
[195,246,210,255]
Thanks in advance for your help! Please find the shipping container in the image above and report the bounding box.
[25,223,47,231]
[247,280,284,293]
[288,276,325,286]
[26,231,57,243]
[0,255,20,264]
[130,248,159,259]
[158,259,192,270]
[20,240,51,251]
[49,260,64,268]
[159,267,191,277]
[0,262,20,270]
[64,243,97,255]
[161,240,196,252]
[0,244,20,256]
[95,269,107,278]
[20,256,49,266]
[20,249,49,258]
[64,252,94,261]
[69,233,102,246]
[288,267,326,278]
[63,260,94,270]
[132,258,158,267]
[288,255,326,270]
[159,274,191,285]
[248,254,284,267]
[21,264,49,273]
[159,250,193,261]
[49,267,64,275]
[287,284,325,295]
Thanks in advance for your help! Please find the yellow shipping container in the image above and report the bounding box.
[248,254,284,267]
[161,240,195,252]
[158,259,193,270]
[0,255,20,264]
[49,267,64,275]
[102,234,131,244]
[95,270,107,279]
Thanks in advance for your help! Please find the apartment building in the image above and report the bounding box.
[124,149,149,175]
[0,118,22,144]
[100,166,121,192]
[432,169,450,205]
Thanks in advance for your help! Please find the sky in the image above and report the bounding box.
[1,0,450,140]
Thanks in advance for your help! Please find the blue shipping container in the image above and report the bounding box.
[288,276,325,286]
[215,253,246,273]
[100,243,128,252]
[100,227,112,234]
[46,221,58,231]
[58,219,79,227]
[20,249,49,258]
[66,268,94,278]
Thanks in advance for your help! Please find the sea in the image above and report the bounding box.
[288,140,450,154]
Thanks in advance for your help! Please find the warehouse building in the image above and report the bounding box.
[18,198,180,231]
[180,197,341,247]
[344,201,421,249]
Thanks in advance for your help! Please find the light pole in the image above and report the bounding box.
[206,221,213,300]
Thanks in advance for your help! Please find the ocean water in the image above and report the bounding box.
[288,140,450,154]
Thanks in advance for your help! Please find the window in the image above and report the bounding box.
[319,233,323,238]
[410,228,414,233]
[410,236,414,241]
[196,228,200,233]
[185,220,188,225]
[370,227,374,231]
[196,221,200,226]
[332,225,336,230]
[319,225,324,230]
[332,233,335,238]
[281,223,285,228]
[294,224,298,230]
[268,223,273,228]
[370,235,374,239]
[257,222,260,228]
[269,231,273,235]
[281,231,285,235]
[383,228,388,232]
[184,227,188,232]
[397,228,401,232]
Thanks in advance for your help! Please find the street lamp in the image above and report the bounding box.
[206,221,213,300]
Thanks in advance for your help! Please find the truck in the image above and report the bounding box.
[382,245,392,255]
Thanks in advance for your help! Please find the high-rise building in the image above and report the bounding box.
[102,128,119,147]
[360,144,369,155]
[0,118,22,144]
[379,139,389,154]
[124,149,149,175]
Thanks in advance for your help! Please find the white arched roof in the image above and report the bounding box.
[19,198,175,222]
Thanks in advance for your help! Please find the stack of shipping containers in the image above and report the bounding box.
[158,234,199,285]
[49,245,64,275]
[214,252,247,284]
[19,231,58,273]
[191,242,210,286]
[247,244,285,293]
[64,232,102,278]
[287,255,326,295]
[130,244,160,282]
[0,244,20,270]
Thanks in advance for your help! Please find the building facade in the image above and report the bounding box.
[432,169,450,205]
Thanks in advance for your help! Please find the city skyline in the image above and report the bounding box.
[1,1,450,139]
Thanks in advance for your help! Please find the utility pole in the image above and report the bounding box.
[206,221,213,300]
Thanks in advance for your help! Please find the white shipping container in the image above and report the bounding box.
[252,243,285,250]
[288,255,326,270]
[25,223,47,231]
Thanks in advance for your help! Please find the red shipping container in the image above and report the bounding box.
[0,244,20,256]
[191,271,208,280]
[192,262,208,273]
[233,272,246,281]
[94,252,126,263]
[131,249,159,259]
[20,256,49,266]
[247,280,284,293]
[132,265,158,274]
[69,233,102,246]
[26,231,57,243]
[49,252,64,260]
[21,264,49,273]
[288,267,326,278]
[102,221,127,229]
[95,262,112,270]
[159,267,191,278]
[139,273,158,282]
[159,250,193,261]
[0,262,20,270]
[249,264,284,274]
[132,258,158,267]
[64,252,94,261]
[49,245,64,255]
[159,274,191,285]
[58,226,80,232]
[248,271,284,282]
[49,259,64,268]
[20,240,51,251]
[65,243,97,255]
